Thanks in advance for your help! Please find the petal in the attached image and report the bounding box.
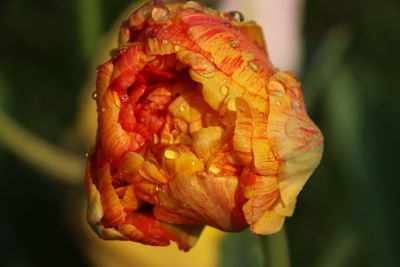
[161,146,204,177]
[233,98,253,165]
[192,126,225,162]
[266,71,324,212]
[250,210,285,235]
[160,173,246,231]
[121,212,204,251]
[85,159,127,240]
[139,160,169,183]
[241,171,280,227]
[96,161,127,226]
[118,151,144,177]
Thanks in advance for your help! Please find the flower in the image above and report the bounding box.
[85,0,323,251]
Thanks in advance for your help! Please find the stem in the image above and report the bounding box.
[260,227,291,267]
[0,109,85,184]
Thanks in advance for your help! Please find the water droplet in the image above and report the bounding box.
[183,1,204,11]
[184,201,191,207]
[226,98,237,111]
[229,11,244,22]
[84,152,89,158]
[156,185,166,193]
[179,106,186,112]
[91,91,97,100]
[174,45,181,52]
[151,6,170,22]
[230,39,240,48]
[223,78,228,83]
[220,85,229,95]
[164,149,178,159]
[153,134,159,144]
[291,100,301,112]
[267,80,286,96]
[208,164,220,174]
[191,161,196,166]
[276,101,281,106]
[248,62,259,72]
[257,82,262,86]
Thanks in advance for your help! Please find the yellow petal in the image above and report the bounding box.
[192,126,225,161]
[139,160,169,183]
[164,173,245,231]
[232,98,253,165]
[161,146,204,177]
[266,71,324,211]
[250,210,285,235]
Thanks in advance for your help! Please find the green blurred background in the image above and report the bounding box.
[1,0,399,266]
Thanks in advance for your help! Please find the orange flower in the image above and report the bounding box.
[85,0,323,251]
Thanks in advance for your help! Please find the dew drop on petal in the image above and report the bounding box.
[230,39,240,48]
[276,101,281,106]
[153,134,160,144]
[156,185,167,193]
[184,201,191,207]
[179,106,186,112]
[183,1,204,11]
[291,100,301,112]
[248,62,259,72]
[174,45,181,52]
[164,149,178,159]
[84,152,89,158]
[229,11,245,22]
[151,6,170,22]
[91,91,98,100]
[220,85,229,95]
[267,80,286,96]
[226,98,237,111]
[208,164,220,174]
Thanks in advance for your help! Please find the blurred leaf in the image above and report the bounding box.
[302,26,351,110]
[77,0,102,61]
[314,229,358,267]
